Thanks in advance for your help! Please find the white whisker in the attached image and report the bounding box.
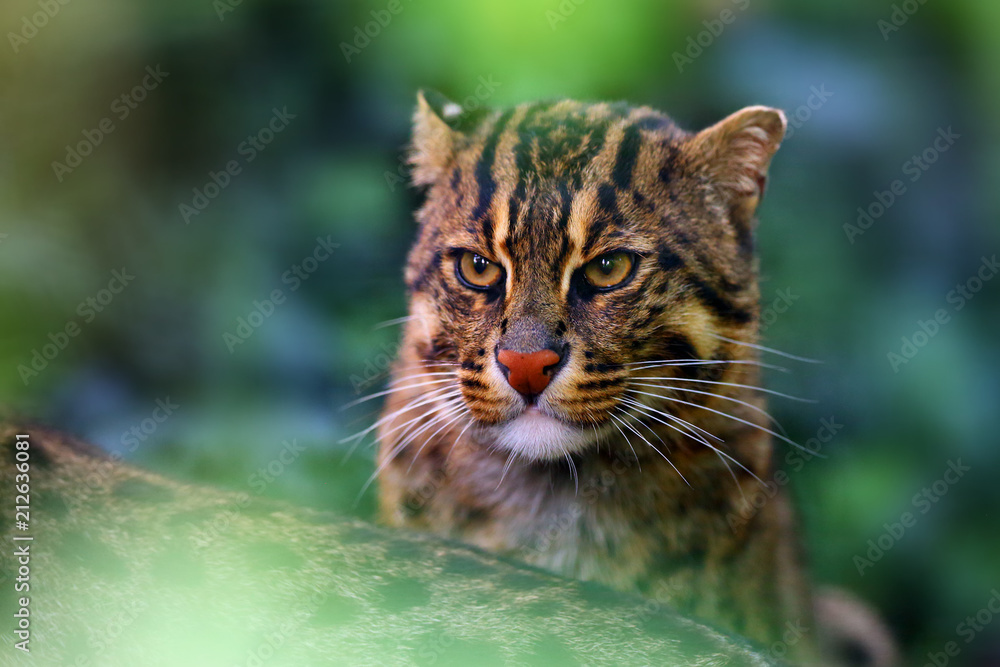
[632,376,815,403]
[619,398,763,495]
[628,382,789,433]
[708,333,822,364]
[610,410,689,487]
[626,389,823,457]
[623,359,790,374]
[339,377,457,410]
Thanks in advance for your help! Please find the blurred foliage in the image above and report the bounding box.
[1,0,998,663]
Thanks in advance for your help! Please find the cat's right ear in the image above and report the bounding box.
[410,89,464,187]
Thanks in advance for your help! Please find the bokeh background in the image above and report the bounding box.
[2,0,998,663]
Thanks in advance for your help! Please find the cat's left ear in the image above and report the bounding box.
[686,106,786,228]
[410,89,466,187]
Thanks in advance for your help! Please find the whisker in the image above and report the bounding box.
[446,417,477,466]
[626,389,824,457]
[632,376,815,403]
[339,386,462,453]
[606,412,640,470]
[619,397,764,495]
[619,393,723,442]
[339,377,457,410]
[628,383,790,433]
[610,410,690,487]
[564,451,579,495]
[393,397,466,452]
[497,449,519,490]
[619,396,718,446]
[708,333,822,364]
[374,314,416,329]
[403,401,469,474]
[355,397,465,506]
[623,359,791,374]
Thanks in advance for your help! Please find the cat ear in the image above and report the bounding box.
[410,89,465,187]
[686,106,786,227]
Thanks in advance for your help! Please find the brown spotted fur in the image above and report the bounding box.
[376,93,891,666]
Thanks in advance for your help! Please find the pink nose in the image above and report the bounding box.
[496,349,561,397]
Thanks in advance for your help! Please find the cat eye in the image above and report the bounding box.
[582,252,635,289]
[456,251,504,290]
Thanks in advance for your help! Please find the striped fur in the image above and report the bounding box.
[377,93,840,662]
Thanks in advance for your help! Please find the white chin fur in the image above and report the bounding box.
[484,408,595,461]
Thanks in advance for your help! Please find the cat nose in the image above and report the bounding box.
[496,348,562,399]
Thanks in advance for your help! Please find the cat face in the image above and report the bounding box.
[398,93,785,461]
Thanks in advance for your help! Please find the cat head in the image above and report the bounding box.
[399,91,785,461]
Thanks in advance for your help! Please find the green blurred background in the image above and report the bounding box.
[1,0,998,663]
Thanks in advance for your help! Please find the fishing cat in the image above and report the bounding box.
[375,92,896,666]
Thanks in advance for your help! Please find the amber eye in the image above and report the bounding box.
[583,252,635,289]
[457,252,503,290]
